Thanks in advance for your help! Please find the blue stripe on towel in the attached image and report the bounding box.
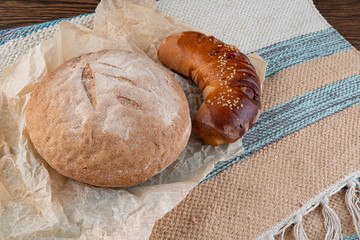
[0,13,93,46]
[201,74,360,183]
[256,28,353,78]
[1,23,353,79]
[344,234,359,240]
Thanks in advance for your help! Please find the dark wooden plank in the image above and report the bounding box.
[313,0,360,50]
[0,0,100,29]
[0,0,359,50]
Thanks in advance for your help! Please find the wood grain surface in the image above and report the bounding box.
[313,0,360,49]
[0,0,359,50]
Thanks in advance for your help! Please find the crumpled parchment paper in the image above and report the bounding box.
[0,0,267,239]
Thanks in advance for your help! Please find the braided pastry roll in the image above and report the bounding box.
[158,31,261,146]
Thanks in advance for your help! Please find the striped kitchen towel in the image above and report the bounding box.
[0,0,359,239]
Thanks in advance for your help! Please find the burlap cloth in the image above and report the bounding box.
[0,0,359,239]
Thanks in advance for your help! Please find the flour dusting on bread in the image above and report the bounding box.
[25,50,191,187]
[48,50,181,140]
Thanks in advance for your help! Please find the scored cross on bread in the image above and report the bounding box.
[158,31,261,146]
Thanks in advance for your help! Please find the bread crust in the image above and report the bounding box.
[25,50,191,187]
[158,31,261,146]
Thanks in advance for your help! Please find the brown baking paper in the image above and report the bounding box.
[0,0,267,239]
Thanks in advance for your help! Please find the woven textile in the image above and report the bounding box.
[1,0,359,239]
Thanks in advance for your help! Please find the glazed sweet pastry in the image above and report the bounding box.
[158,31,261,146]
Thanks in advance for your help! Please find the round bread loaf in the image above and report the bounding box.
[25,50,191,187]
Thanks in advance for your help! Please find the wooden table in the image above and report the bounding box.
[1,0,359,50]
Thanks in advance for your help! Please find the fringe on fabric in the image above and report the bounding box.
[293,215,308,240]
[257,175,360,240]
[321,197,343,240]
[345,180,360,238]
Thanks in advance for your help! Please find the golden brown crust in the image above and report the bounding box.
[25,50,191,187]
[158,31,261,146]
